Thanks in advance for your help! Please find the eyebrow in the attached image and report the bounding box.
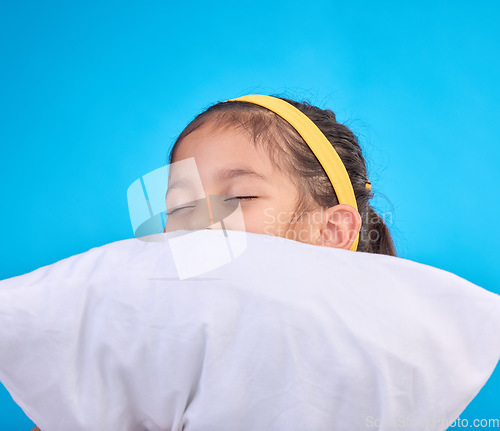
[214,167,270,183]
[166,167,270,196]
[167,177,193,192]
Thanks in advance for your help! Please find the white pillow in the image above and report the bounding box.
[0,230,499,431]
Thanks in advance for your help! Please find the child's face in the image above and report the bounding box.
[167,121,319,244]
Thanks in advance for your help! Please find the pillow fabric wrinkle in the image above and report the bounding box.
[0,230,499,431]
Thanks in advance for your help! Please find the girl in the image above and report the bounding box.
[164,94,396,256]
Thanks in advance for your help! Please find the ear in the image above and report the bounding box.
[316,204,362,250]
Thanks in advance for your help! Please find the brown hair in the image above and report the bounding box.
[169,95,396,256]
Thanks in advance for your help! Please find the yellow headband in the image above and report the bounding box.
[226,94,364,252]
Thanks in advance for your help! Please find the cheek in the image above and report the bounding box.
[239,202,295,237]
[238,205,272,235]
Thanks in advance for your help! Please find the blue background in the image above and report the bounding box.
[1,0,498,428]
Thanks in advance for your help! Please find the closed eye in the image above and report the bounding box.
[224,196,258,201]
[167,197,256,215]
[166,205,196,216]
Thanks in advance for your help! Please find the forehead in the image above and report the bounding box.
[172,122,274,173]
